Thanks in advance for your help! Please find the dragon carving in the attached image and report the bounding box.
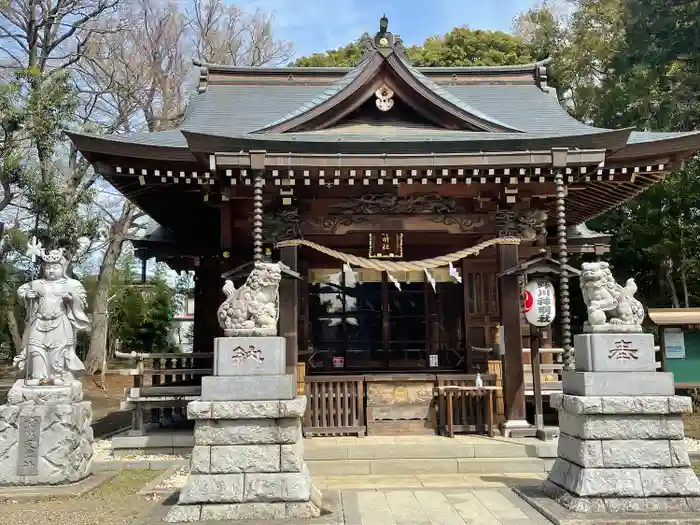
[580,261,645,332]
[217,262,282,336]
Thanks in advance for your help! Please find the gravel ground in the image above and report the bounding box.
[151,467,189,491]
[0,469,164,525]
[686,437,700,452]
[93,439,190,462]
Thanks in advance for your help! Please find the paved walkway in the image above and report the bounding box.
[314,472,547,491]
[342,488,551,525]
[325,473,550,524]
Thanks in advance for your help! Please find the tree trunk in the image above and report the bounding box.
[84,202,140,373]
[681,266,690,308]
[5,308,22,353]
[663,259,681,308]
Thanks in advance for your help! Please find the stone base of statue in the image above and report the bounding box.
[539,333,700,513]
[165,337,322,522]
[0,379,93,486]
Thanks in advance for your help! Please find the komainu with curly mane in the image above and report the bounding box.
[217,262,282,336]
[580,261,645,332]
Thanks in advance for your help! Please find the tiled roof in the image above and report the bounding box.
[69,56,700,152]
[177,83,598,139]
[398,57,519,131]
[256,56,373,131]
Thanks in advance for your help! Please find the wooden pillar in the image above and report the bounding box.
[298,260,310,364]
[497,243,528,432]
[220,201,234,276]
[554,170,573,369]
[461,259,472,372]
[279,245,299,375]
[193,260,207,354]
[193,256,220,368]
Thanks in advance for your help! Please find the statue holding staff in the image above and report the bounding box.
[13,238,90,386]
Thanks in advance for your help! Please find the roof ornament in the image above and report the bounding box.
[361,15,405,58]
[375,84,395,112]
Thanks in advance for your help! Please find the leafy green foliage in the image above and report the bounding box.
[518,0,700,308]
[108,262,179,353]
[291,27,533,68]
[1,68,99,259]
[596,0,700,131]
[110,286,146,350]
[291,37,367,67]
[409,28,533,67]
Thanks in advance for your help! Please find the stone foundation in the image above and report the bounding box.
[165,337,322,522]
[0,380,93,486]
[544,332,700,513]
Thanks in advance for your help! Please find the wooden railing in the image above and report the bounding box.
[303,375,366,437]
[435,374,498,437]
[115,351,212,435]
[522,347,564,396]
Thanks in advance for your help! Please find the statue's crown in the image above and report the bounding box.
[40,248,64,263]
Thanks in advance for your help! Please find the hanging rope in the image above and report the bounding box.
[275,237,521,272]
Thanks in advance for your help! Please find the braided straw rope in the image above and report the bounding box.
[275,237,521,272]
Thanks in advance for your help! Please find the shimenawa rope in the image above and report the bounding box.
[275,237,521,272]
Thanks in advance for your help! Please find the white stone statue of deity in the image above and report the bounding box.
[580,261,645,332]
[217,261,282,336]
[13,240,90,387]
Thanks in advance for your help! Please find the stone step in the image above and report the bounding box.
[306,457,554,476]
[111,432,560,461]
[304,441,534,461]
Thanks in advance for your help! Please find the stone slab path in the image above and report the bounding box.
[342,488,552,525]
[314,473,547,491]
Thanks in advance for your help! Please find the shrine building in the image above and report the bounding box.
[68,18,700,438]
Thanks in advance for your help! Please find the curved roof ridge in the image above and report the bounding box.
[251,50,526,134]
[191,57,553,76]
[395,55,522,132]
[253,54,375,132]
[417,57,552,74]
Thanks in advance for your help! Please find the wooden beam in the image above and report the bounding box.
[216,149,607,169]
[296,214,493,236]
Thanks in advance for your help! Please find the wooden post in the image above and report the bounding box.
[497,242,528,434]
[193,262,206,355]
[193,257,219,370]
[298,260,310,364]
[279,244,299,375]
[487,359,505,422]
[554,170,573,369]
[531,328,544,435]
[461,259,472,372]
[382,272,390,368]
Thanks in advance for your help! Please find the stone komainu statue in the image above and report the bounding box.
[580,261,645,332]
[217,262,282,336]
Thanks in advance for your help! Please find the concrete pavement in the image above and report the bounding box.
[342,488,552,525]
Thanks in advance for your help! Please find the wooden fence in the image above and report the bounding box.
[115,351,212,435]
[435,374,497,436]
[303,375,366,437]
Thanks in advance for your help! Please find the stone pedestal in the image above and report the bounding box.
[0,380,93,486]
[165,337,322,522]
[542,333,700,512]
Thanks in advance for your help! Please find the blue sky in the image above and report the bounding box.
[241,0,540,60]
